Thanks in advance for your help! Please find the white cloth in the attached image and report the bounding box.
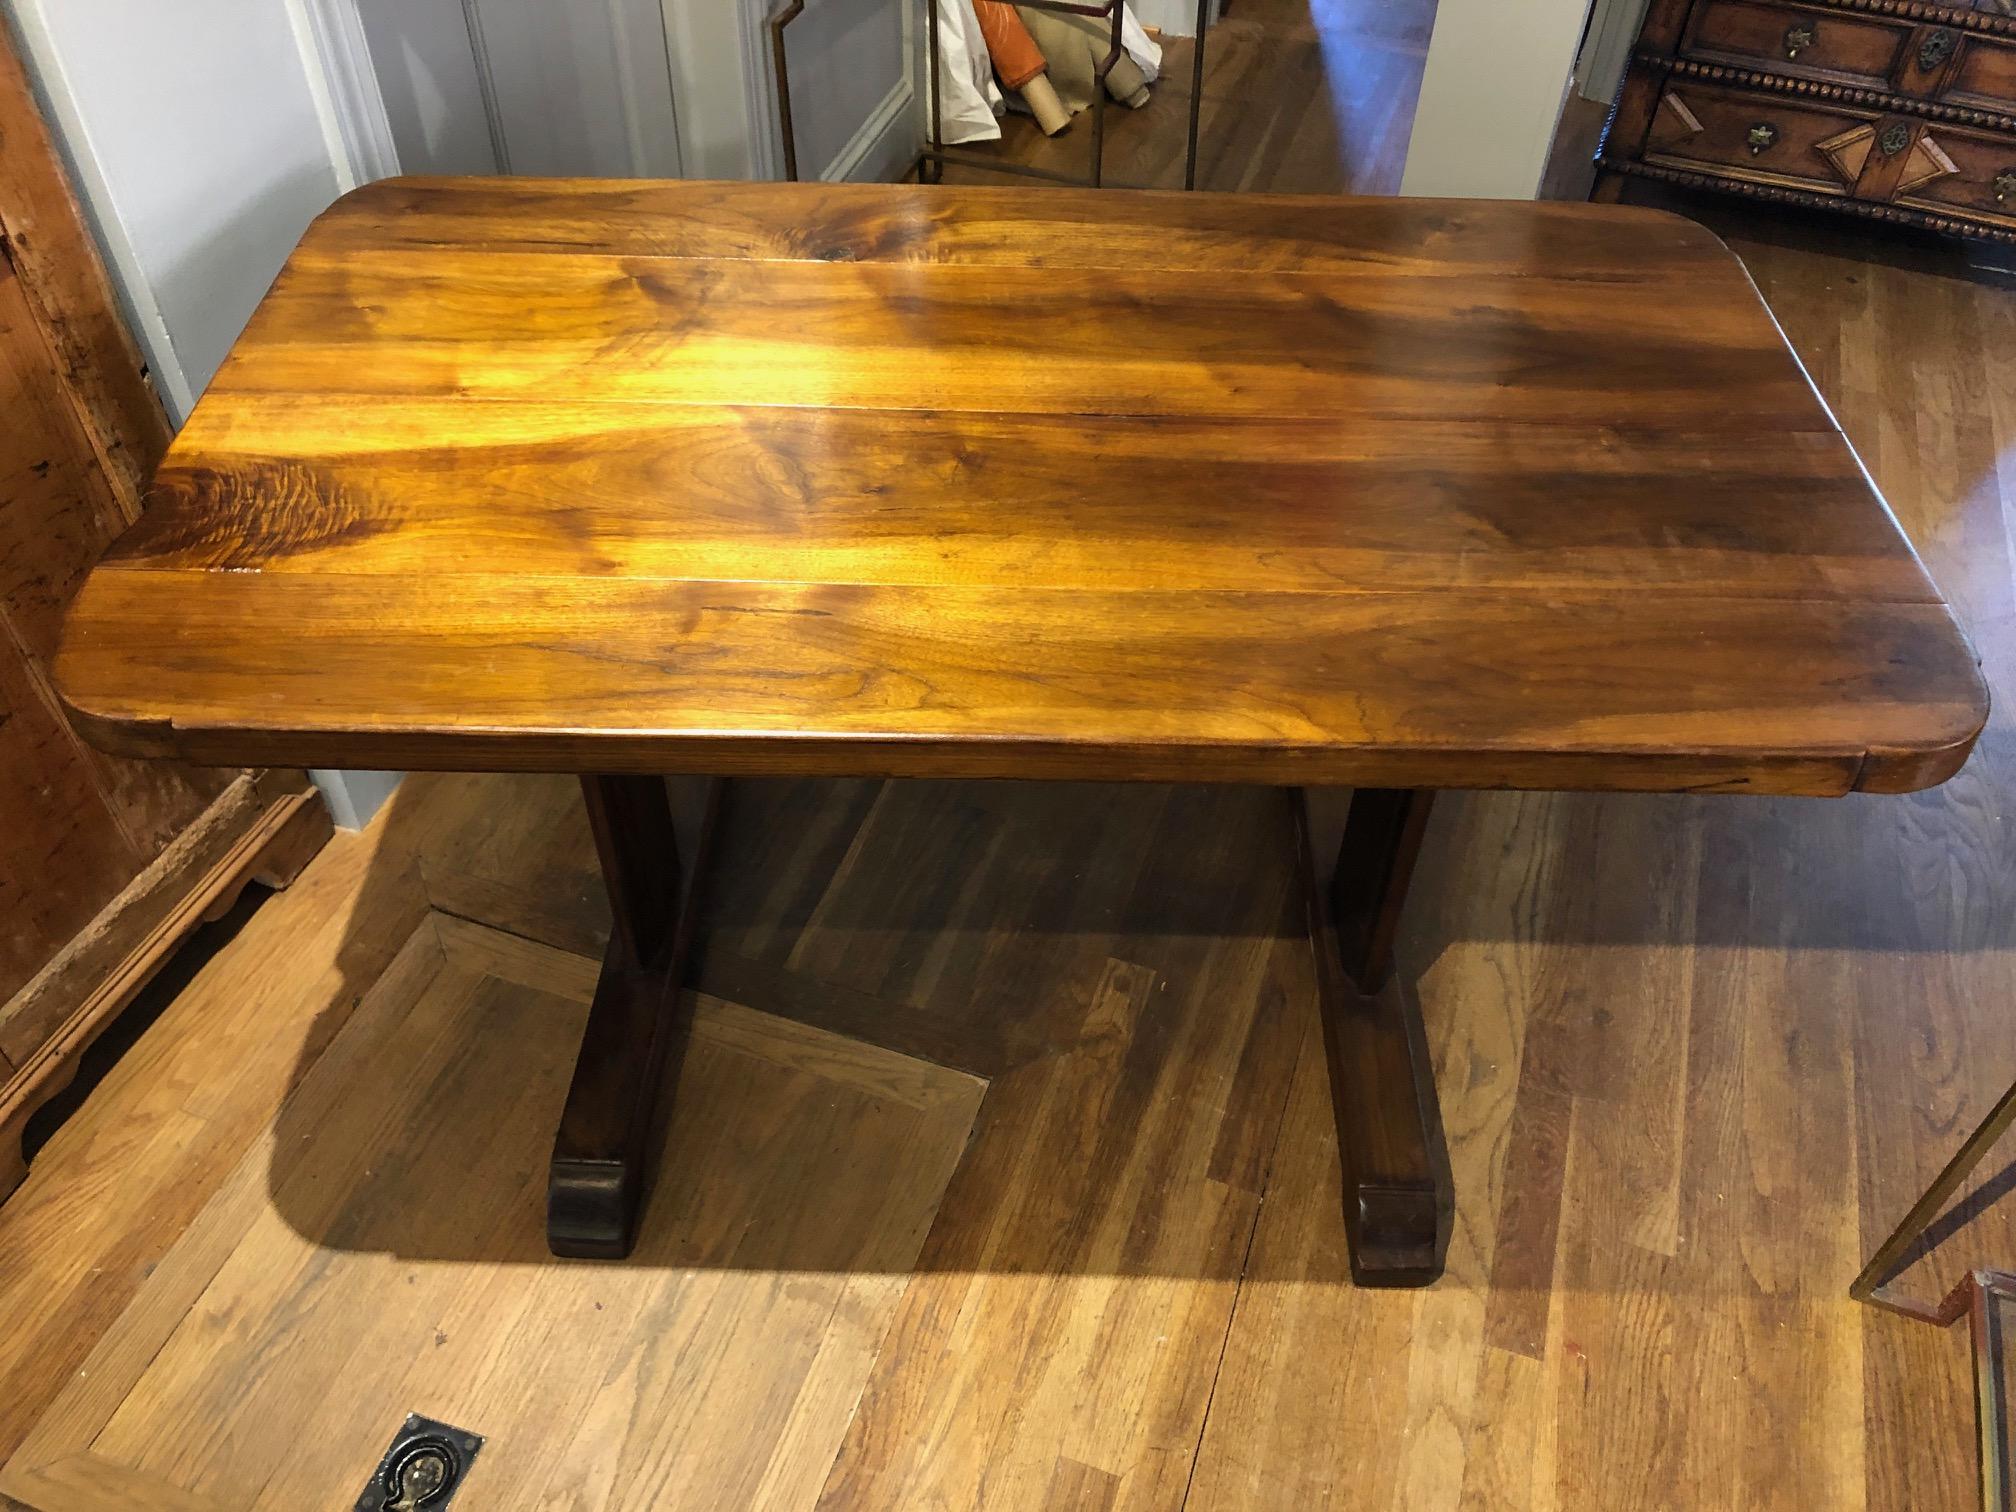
[1121,7,1162,84]
[934,0,1006,145]
[937,1,1160,136]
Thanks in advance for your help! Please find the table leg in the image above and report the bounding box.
[1293,787,1454,1287]
[548,774,721,1259]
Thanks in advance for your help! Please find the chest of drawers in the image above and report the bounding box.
[1597,0,2016,243]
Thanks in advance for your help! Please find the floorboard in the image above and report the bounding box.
[5,2,2015,1506]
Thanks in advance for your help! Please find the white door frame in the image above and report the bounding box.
[289,0,402,187]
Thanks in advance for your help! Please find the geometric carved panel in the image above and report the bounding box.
[1650,91,1705,151]
[1898,131,1959,193]
[1816,124,1876,186]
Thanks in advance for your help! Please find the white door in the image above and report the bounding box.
[354,0,685,176]
[352,0,921,182]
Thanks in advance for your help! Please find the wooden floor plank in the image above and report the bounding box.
[809,784,1307,1511]
[0,821,431,1469]
[1,917,983,1512]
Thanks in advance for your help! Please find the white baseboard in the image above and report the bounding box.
[289,0,401,187]
[822,76,918,181]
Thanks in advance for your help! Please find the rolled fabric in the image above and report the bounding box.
[1017,6,1153,112]
[972,1,1048,91]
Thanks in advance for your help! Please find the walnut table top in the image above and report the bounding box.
[57,177,1987,794]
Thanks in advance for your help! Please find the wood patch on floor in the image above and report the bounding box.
[0,914,983,1511]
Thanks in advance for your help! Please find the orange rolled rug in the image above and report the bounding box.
[972,0,1044,88]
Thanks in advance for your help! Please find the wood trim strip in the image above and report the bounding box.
[1651,53,2016,132]
[0,778,331,1196]
[1598,156,2016,243]
[306,175,1743,278]
[2,1454,219,1512]
[54,573,1984,795]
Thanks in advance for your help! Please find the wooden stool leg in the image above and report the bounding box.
[1294,788,1453,1287]
[548,774,721,1259]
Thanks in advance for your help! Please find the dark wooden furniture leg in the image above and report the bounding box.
[1294,787,1454,1287]
[549,774,721,1259]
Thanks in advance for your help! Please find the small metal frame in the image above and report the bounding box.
[772,0,1211,190]
[770,1,807,182]
[1852,1076,2016,1510]
[1973,1272,2016,1512]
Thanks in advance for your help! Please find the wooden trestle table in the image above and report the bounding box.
[55,178,1989,1284]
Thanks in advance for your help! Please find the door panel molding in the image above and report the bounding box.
[607,0,687,177]
[457,0,514,172]
[823,71,918,182]
[755,0,920,181]
[288,0,402,187]
[738,0,785,180]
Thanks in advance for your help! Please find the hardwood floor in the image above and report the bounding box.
[5,3,2016,1507]
[934,0,1432,195]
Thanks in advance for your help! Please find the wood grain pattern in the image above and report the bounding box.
[56,571,1984,792]
[54,177,1986,796]
[120,405,1936,601]
[3,16,2011,1503]
[200,248,1822,429]
[0,25,169,508]
[305,174,1743,276]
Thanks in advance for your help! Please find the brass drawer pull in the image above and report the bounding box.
[1995,170,2016,204]
[1747,122,1780,154]
[1918,27,1956,72]
[1784,24,1815,59]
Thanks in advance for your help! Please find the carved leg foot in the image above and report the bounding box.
[1294,787,1453,1287]
[548,775,721,1259]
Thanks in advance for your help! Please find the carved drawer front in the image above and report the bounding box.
[1680,0,1912,90]
[1942,30,2016,115]
[1890,124,2016,223]
[1644,81,1878,193]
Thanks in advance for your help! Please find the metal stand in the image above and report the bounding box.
[1853,1077,2016,1510]
[772,0,1210,189]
